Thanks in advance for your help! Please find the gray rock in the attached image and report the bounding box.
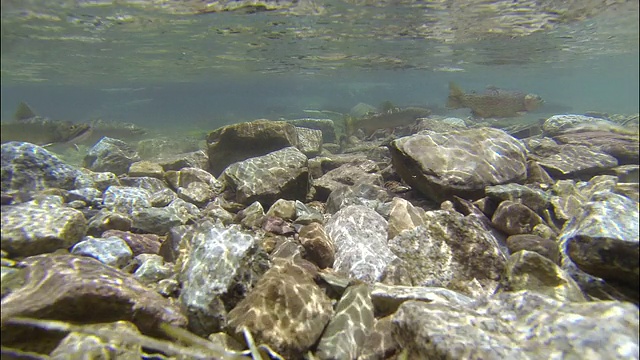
[155,150,210,172]
[501,250,586,302]
[370,283,473,317]
[208,120,299,176]
[165,167,224,206]
[119,176,172,195]
[133,254,172,285]
[71,236,133,268]
[294,200,324,225]
[166,197,201,224]
[535,144,618,178]
[226,259,333,358]
[67,187,103,205]
[223,146,309,208]
[128,160,164,179]
[86,210,132,237]
[392,291,639,359]
[325,205,397,283]
[178,222,269,336]
[286,118,337,143]
[491,200,545,236]
[313,159,384,201]
[1,254,187,336]
[387,197,426,240]
[389,128,527,202]
[553,127,639,165]
[103,186,152,214]
[238,201,266,229]
[265,199,297,220]
[84,137,141,175]
[131,207,183,235]
[485,183,550,212]
[102,230,162,256]
[358,316,398,360]
[386,210,506,294]
[542,114,606,136]
[560,191,639,301]
[316,284,374,360]
[1,142,81,193]
[1,200,87,257]
[295,126,324,157]
[74,170,120,192]
[325,183,390,215]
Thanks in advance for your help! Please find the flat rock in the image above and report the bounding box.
[226,259,333,358]
[485,183,550,212]
[70,236,133,269]
[392,291,639,359]
[1,254,186,338]
[286,118,337,143]
[506,234,561,264]
[535,144,618,178]
[325,205,397,283]
[389,128,527,202]
[313,159,384,201]
[222,146,309,208]
[491,200,545,236]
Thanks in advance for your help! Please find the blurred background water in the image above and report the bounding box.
[1,0,638,134]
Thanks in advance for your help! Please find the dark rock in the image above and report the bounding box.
[226,259,333,358]
[131,207,183,235]
[74,170,120,192]
[325,205,397,283]
[392,291,638,359]
[102,186,152,214]
[389,128,527,202]
[207,120,299,176]
[501,250,586,302]
[86,210,133,237]
[1,142,81,193]
[485,183,550,213]
[506,234,561,264]
[265,199,297,220]
[222,146,309,208]
[370,283,473,318]
[128,160,164,179]
[155,150,210,172]
[50,321,144,359]
[84,137,141,175]
[491,200,545,236]
[298,222,335,269]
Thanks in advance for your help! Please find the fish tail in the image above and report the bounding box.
[447,82,464,109]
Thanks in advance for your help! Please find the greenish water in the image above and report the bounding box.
[1,0,638,134]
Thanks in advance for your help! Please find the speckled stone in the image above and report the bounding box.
[265,199,297,220]
[485,183,550,213]
[131,207,183,235]
[1,201,87,257]
[392,291,639,359]
[389,128,528,202]
[86,210,133,237]
[103,186,152,214]
[295,126,324,157]
[535,144,618,178]
[370,283,473,317]
[542,114,606,136]
[178,223,269,336]
[316,284,374,360]
[286,118,337,143]
[387,197,426,240]
[1,142,82,193]
[70,236,133,268]
[164,167,224,206]
[325,205,397,283]
[50,321,144,359]
[298,222,335,269]
[74,169,120,191]
[313,159,384,201]
[222,146,309,208]
[325,183,390,215]
[84,137,141,175]
[226,259,333,358]
[101,230,162,256]
[506,234,561,264]
[133,254,172,285]
[386,210,507,295]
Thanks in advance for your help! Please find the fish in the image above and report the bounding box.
[1,102,92,146]
[446,82,543,118]
[345,105,431,135]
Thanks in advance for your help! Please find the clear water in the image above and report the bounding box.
[1,0,638,134]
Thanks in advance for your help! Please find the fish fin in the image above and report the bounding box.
[344,115,357,136]
[14,102,37,121]
[447,82,464,109]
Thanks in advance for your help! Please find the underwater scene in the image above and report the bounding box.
[1,0,639,358]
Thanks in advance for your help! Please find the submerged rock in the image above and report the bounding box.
[389,128,527,202]
[84,137,141,175]
[392,291,638,359]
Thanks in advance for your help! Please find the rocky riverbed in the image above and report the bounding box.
[1,113,638,359]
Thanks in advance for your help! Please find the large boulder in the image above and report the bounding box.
[207,120,299,176]
[389,128,527,202]
[222,146,309,208]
